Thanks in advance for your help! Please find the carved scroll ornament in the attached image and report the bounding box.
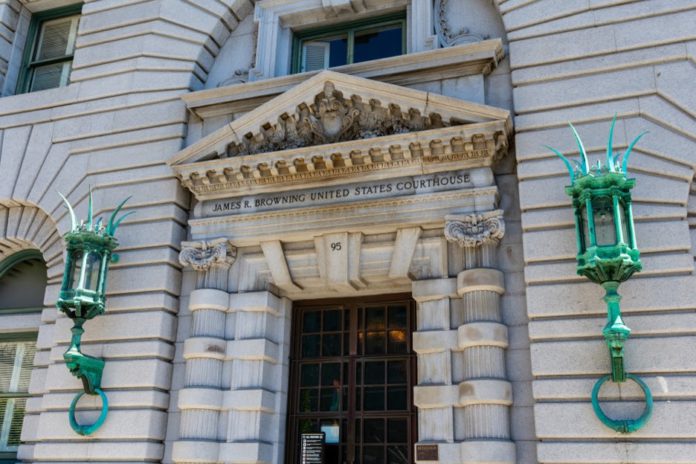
[179,238,237,271]
[435,0,489,47]
[444,210,505,247]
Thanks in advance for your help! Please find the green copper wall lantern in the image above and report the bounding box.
[547,117,652,433]
[57,191,133,435]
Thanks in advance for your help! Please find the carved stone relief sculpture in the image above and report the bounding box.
[225,81,451,157]
[444,210,505,248]
[179,238,237,271]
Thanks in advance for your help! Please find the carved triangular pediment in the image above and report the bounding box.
[170,71,510,165]
[169,71,512,199]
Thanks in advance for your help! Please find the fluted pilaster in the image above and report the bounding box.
[447,211,515,464]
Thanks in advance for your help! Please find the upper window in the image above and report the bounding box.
[293,14,406,74]
[17,5,82,94]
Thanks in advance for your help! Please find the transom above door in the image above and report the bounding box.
[287,295,417,464]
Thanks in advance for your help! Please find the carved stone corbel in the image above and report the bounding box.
[179,238,237,271]
[444,210,505,248]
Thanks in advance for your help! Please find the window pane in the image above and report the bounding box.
[365,331,385,355]
[36,17,74,60]
[387,361,406,384]
[363,419,384,443]
[301,334,320,357]
[387,385,407,410]
[322,333,341,356]
[17,343,35,393]
[353,25,402,63]
[8,398,27,447]
[363,386,384,410]
[299,388,318,412]
[321,363,341,386]
[387,330,407,354]
[387,418,407,443]
[0,343,16,392]
[301,35,348,72]
[366,307,385,330]
[323,310,341,331]
[30,62,70,92]
[363,445,383,464]
[300,364,319,387]
[364,361,385,385]
[387,445,408,464]
[302,311,320,333]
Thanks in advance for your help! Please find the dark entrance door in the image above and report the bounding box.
[287,295,417,464]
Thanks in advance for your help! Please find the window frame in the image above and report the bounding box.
[16,3,83,94]
[291,12,407,74]
[0,332,38,463]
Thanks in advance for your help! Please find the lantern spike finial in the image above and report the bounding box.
[544,145,575,183]
[606,114,617,171]
[106,196,134,236]
[569,123,589,175]
[620,131,648,174]
[58,192,77,231]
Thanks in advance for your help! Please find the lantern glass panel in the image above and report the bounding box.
[580,207,591,251]
[82,252,102,292]
[619,201,629,245]
[69,250,82,289]
[592,196,616,246]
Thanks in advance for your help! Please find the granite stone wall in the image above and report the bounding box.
[496,0,696,462]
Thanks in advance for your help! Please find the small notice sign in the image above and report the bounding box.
[416,444,439,461]
[301,433,325,464]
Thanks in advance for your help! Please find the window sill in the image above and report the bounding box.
[183,39,504,119]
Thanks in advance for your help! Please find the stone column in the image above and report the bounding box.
[221,291,291,464]
[412,278,459,460]
[445,210,515,464]
[173,239,236,463]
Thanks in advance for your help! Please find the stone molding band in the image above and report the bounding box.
[413,379,513,408]
[457,268,505,295]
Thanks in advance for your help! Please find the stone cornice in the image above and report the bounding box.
[183,40,504,119]
[174,120,508,200]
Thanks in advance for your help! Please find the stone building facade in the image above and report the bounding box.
[0,0,694,463]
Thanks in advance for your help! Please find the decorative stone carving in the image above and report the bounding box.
[435,0,489,47]
[444,210,505,247]
[179,238,237,271]
[225,81,449,157]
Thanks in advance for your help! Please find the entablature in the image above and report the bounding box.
[170,70,511,202]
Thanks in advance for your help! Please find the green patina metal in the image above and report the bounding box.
[57,190,133,435]
[548,116,652,433]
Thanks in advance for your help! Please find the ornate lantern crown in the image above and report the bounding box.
[546,116,647,285]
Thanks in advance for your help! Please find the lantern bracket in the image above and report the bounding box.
[591,374,653,434]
